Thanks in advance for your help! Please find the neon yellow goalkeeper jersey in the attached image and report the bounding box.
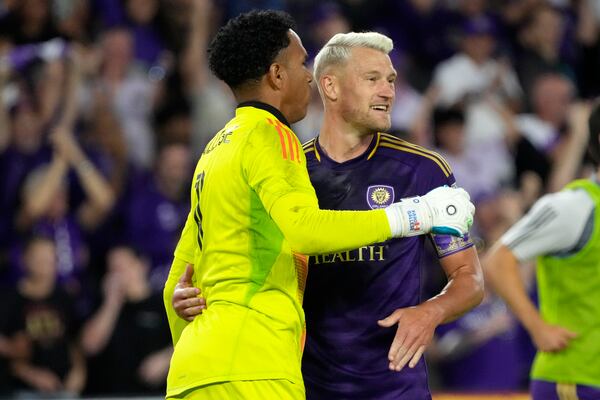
[166,102,391,398]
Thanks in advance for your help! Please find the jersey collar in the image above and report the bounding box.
[314,133,381,167]
[237,101,291,128]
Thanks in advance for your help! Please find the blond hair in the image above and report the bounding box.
[313,32,393,84]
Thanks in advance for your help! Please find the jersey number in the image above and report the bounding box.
[194,171,205,249]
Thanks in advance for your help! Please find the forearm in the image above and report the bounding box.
[0,83,9,151]
[425,248,484,324]
[57,55,82,130]
[548,107,589,192]
[80,300,121,355]
[75,159,115,213]
[0,335,13,357]
[12,361,36,382]
[484,243,543,332]
[12,361,49,386]
[39,60,66,126]
[164,257,191,345]
[576,0,598,45]
[64,346,86,394]
[270,193,391,255]
[410,85,439,145]
[181,0,211,90]
[23,157,68,219]
[0,333,29,359]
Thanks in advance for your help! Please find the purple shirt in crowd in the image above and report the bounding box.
[125,175,188,290]
[301,133,473,400]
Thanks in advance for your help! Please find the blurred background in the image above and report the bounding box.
[0,0,597,398]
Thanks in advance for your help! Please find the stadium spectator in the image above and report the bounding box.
[0,96,50,279]
[75,92,135,282]
[514,74,575,193]
[433,106,507,204]
[5,235,86,397]
[81,245,172,395]
[515,4,575,100]
[93,27,158,168]
[411,15,522,207]
[385,0,455,92]
[0,0,61,46]
[15,123,114,295]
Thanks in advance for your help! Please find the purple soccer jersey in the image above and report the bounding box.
[301,133,473,400]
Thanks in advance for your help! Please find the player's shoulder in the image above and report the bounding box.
[243,114,295,146]
[377,133,453,178]
[245,113,285,133]
[531,188,593,215]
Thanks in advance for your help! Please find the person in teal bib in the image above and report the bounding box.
[485,103,600,400]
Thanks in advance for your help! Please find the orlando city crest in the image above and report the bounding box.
[366,185,395,209]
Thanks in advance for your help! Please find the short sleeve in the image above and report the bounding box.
[500,190,594,262]
[173,167,201,263]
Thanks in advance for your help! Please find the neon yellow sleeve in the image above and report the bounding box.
[270,193,390,255]
[173,201,198,263]
[164,185,199,345]
[243,122,392,255]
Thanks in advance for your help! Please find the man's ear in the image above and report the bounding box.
[267,63,286,90]
[320,74,338,101]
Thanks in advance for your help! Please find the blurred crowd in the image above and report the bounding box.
[0,0,597,397]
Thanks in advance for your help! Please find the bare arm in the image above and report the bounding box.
[484,242,577,351]
[180,0,214,92]
[378,246,484,371]
[485,94,521,148]
[56,46,83,130]
[80,273,124,355]
[547,102,591,192]
[51,127,116,229]
[409,85,440,146]
[138,346,173,386]
[17,154,69,230]
[0,332,29,359]
[576,0,598,46]
[63,345,86,394]
[0,63,11,151]
[12,361,63,393]
[427,246,484,323]
[38,59,66,127]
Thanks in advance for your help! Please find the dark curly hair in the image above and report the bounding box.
[588,101,600,166]
[208,10,296,90]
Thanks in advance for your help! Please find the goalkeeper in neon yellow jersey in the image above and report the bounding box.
[163,10,474,400]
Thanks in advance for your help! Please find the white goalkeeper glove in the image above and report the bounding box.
[384,186,474,238]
